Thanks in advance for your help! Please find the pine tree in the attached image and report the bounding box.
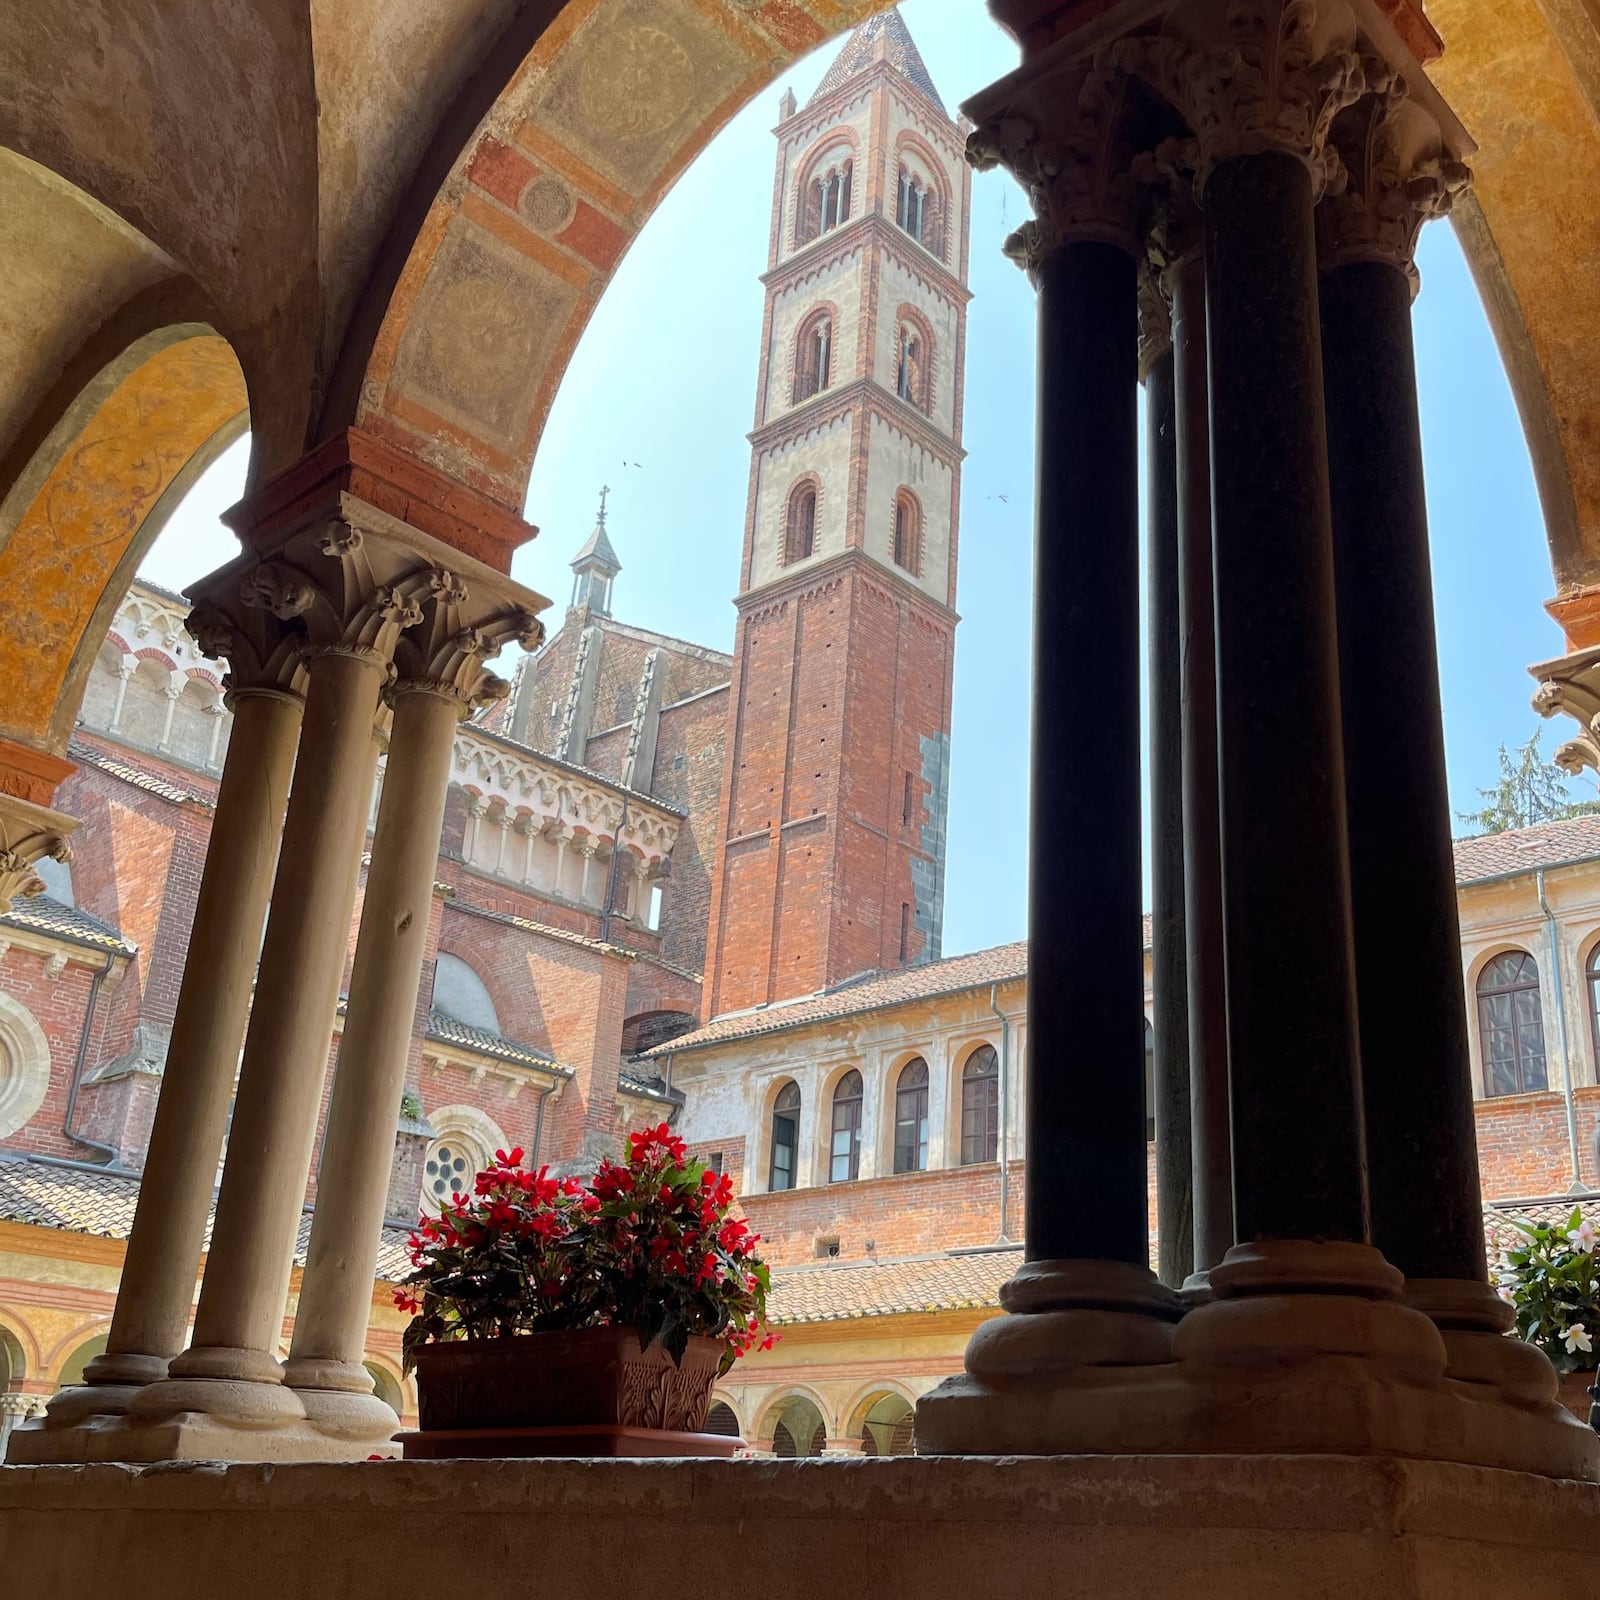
[1458,729,1600,835]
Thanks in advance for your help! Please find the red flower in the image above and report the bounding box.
[393,1289,422,1315]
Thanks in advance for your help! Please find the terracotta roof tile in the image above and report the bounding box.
[68,739,213,809]
[765,1248,1019,1325]
[1453,815,1600,885]
[425,1010,562,1073]
[1,896,134,956]
[810,8,942,113]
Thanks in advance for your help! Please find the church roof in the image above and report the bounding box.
[0,895,134,956]
[1453,812,1600,885]
[766,1246,1019,1325]
[571,512,621,576]
[809,8,943,114]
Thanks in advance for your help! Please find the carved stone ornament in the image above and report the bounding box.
[0,795,77,914]
[1319,67,1471,282]
[1137,258,1173,377]
[239,563,315,622]
[389,564,545,712]
[966,67,1145,272]
[1530,646,1600,778]
[1107,0,1369,202]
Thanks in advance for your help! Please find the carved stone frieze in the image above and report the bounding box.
[0,794,78,914]
[1318,67,1471,282]
[1108,0,1370,202]
[966,66,1146,271]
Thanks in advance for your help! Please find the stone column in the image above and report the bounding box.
[1140,258,1194,1291]
[156,681,182,751]
[918,66,1184,1459]
[108,661,135,732]
[1163,225,1232,1288]
[1318,87,1552,1396]
[285,587,537,1449]
[121,544,427,1460]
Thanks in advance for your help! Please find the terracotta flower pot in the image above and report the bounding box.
[1558,1368,1597,1424]
[400,1327,738,1459]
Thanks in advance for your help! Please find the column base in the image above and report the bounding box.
[917,1242,1600,1481]
[9,1410,400,1465]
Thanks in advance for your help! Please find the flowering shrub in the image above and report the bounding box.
[1500,1206,1600,1373]
[398,1124,774,1377]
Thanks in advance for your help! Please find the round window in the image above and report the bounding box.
[425,1141,472,1203]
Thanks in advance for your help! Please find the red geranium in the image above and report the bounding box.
[397,1124,774,1377]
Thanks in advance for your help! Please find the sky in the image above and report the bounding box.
[141,1,1583,961]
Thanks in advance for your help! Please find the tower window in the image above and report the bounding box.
[895,317,931,414]
[902,770,914,826]
[896,167,926,243]
[785,482,818,565]
[798,156,853,246]
[899,902,910,962]
[893,490,923,576]
[793,310,833,403]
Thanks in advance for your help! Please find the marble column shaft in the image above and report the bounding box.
[1026,238,1147,1266]
[1203,149,1367,1245]
[285,682,463,1408]
[1171,250,1233,1279]
[1321,255,1484,1283]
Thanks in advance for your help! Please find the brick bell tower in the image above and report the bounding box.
[704,9,972,1018]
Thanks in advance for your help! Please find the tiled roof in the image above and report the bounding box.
[617,1066,685,1107]
[425,1010,565,1074]
[643,942,1030,1056]
[0,895,133,956]
[810,8,943,113]
[68,738,213,809]
[449,901,641,961]
[765,1248,1019,1325]
[0,1156,415,1279]
[1454,814,1600,885]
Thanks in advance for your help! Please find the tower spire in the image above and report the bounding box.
[570,487,621,616]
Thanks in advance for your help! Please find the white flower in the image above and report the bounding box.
[1564,1323,1593,1355]
[1570,1220,1598,1254]
[1498,1286,1516,1304]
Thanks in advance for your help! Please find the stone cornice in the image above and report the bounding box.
[763,212,971,305]
[735,548,961,630]
[749,379,965,469]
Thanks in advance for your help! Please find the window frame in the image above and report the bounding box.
[1476,949,1549,1097]
[784,481,818,565]
[892,1058,930,1175]
[960,1043,1000,1166]
[769,1080,801,1193]
[829,1069,864,1183]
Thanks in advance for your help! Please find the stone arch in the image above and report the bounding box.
[893,129,953,261]
[792,126,861,250]
[0,1313,36,1387]
[0,312,248,756]
[362,1354,408,1419]
[0,992,52,1141]
[892,303,935,415]
[430,950,503,1035]
[420,1103,509,1212]
[44,1324,111,1389]
[756,1386,832,1455]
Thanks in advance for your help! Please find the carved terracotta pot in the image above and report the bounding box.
[403,1327,735,1458]
[1558,1368,1598,1428]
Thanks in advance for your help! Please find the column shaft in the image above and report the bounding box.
[1203,151,1366,1244]
[1146,344,1194,1288]
[177,649,384,1366]
[286,685,461,1395]
[1026,240,1146,1265]
[1322,258,1484,1281]
[90,691,302,1385]
[1171,252,1233,1276]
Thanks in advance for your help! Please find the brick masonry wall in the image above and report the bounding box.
[648,688,727,976]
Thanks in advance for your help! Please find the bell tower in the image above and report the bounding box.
[705,9,972,1017]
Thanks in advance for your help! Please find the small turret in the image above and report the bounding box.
[569,486,621,616]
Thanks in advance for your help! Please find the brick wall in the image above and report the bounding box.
[649,687,727,975]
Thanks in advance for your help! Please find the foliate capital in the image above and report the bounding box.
[1319,71,1470,282]
[967,67,1146,274]
[1137,259,1173,378]
[0,794,78,914]
[389,564,544,713]
[1108,0,1370,204]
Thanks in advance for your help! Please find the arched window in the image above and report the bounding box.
[785,482,817,565]
[893,1058,930,1174]
[793,310,833,403]
[1588,943,1600,1076]
[430,952,500,1035]
[961,1044,999,1165]
[1477,951,1548,1096]
[896,165,926,243]
[705,1401,742,1439]
[421,1106,507,1212]
[829,1069,863,1183]
[770,1080,801,1193]
[892,490,922,576]
[798,156,853,245]
[895,319,930,413]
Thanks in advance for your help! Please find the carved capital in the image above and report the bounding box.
[1530,646,1600,778]
[1108,0,1370,203]
[1137,258,1173,377]
[389,566,544,714]
[1319,71,1470,282]
[967,66,1146,271]
[0,794,78,914]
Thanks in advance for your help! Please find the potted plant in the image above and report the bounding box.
[1499,1206,1600,1426]
[394,1122,775,1457]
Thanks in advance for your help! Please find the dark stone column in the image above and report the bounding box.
[1143,312,1195,1289]
[1321,256,1483,1283]
[1203,150,1367,1246]
[1026,239,1148,1267]
[1170,250,1233,1279]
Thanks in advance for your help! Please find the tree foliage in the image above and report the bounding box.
[1458,729,1600,835]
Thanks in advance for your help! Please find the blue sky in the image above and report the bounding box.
[142,3,1585,959]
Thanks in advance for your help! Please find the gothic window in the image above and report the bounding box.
[892,1058,930,1174]
[961,1044,1000,1165]
[895,319,930,413]
[829,1069,863,1182]
[896,166,925,242]
[793,310,833,403]
[785,482,817,565]
[798,156,853,245]
[893,490,923,576]
[1477,951,1548,1097]
[770,1080,801,1193]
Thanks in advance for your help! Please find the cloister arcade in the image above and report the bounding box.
[9,0,1600,1594]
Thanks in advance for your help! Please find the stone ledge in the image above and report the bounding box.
[3,1455,1600,1599]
